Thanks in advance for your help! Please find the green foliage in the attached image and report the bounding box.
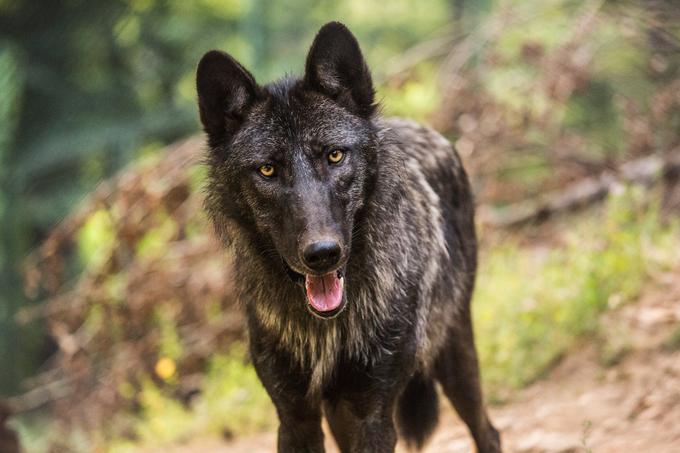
[78,209,116,269]
[378,64,442,121]
[11,414,93,453]
[135,213,178,260]
[196,348,275,434]
[109,345,274,452]
[0,45,20,164]
[0,41,44,395]
[155,307,184,362]
[13,347,273,452]
[474,188,680,393]
[564,79,623,157]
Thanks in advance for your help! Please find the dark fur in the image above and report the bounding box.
[197,22,501,453]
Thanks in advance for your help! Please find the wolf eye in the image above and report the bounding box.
[327,149,344,164]
[259,164,276,177]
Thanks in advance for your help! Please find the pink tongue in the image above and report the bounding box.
[305,272,343,313]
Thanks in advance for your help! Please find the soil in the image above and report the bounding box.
[143,266,680,453]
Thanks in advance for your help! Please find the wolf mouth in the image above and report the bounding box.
[285,265,347,319]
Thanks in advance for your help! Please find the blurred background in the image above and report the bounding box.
[1,0,679,451]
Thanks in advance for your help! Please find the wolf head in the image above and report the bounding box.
[197,22,378,318]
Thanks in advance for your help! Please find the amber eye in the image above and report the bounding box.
[259,164,275,177]
[327,149,344,164]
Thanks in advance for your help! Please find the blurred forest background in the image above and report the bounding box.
[1,0,680,451]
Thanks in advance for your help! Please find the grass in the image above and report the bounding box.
[474,187,679,396]
[108,344,275,452]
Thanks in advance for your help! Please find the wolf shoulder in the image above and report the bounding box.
[376,116,469,195]
[377,117,463,169]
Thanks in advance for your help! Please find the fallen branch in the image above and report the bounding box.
[5,377,74,414]
[478,152,680,229]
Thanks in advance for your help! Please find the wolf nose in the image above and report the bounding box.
[302,240,342,272]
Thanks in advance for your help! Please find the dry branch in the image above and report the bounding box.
[478,152,680,229]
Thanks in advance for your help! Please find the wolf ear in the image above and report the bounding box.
[196,50,260,146]
[304,22,376,118]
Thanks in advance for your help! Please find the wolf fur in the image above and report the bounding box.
[197,21,501,453]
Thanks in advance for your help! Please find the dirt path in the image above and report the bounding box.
[149,267,680,453]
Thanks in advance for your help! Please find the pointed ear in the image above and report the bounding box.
[304,22,376,118]
[196,50,261,146]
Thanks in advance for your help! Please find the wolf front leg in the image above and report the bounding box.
[325,393,399,453]
[249,337,325,453]
[275,399,325,453]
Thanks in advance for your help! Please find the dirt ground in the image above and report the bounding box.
[147,266,680,453]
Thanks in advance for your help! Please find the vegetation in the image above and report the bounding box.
[475,189,679,394]
[110,346,275,452]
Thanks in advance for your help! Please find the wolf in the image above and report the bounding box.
[196,21,501,453]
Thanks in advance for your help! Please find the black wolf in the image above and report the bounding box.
[197,22,500,453]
